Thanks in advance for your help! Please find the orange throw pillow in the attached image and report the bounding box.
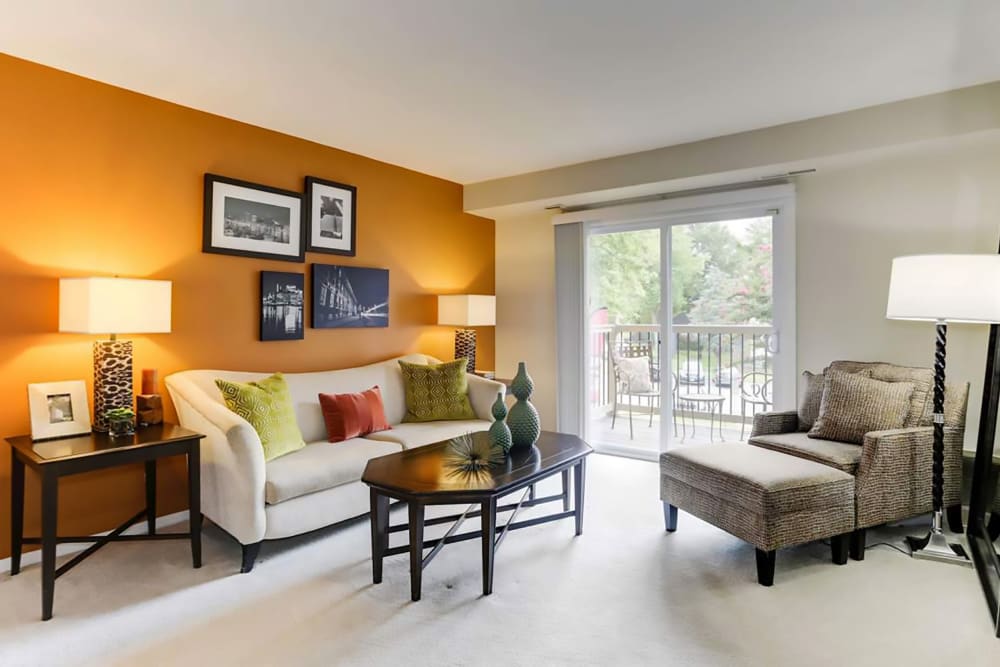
[318,386,391,443]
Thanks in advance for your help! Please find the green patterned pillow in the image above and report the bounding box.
[399,359,476,422]
[215,373,306,461]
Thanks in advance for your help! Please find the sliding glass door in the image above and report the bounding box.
[581,192,794,459]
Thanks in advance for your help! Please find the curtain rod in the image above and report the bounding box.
[548,169,815,214]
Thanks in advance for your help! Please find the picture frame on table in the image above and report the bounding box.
[305,177,357,257]
[311,263,389,329]
[260,271,305,341]
[203,174,304,262]
[27,380,92,441]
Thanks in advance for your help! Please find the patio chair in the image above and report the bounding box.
[739,371,773,439]
[610,342,677,439]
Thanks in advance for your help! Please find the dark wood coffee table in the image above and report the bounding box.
[362,430,592,601]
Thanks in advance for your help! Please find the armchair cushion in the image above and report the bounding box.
[808,370,913,444]
[827,360,933,427]
[798,368,873,431]
[748,432,863,474]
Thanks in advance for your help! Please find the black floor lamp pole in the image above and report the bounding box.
[905,321,970,564]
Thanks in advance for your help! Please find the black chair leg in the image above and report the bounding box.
[945,504,964,533]
[241,542,262,573]
[849,529,866,561]
[663,502,677,532]
[831,534,849,565]
[755,549,775,586]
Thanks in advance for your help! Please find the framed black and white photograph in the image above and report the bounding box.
[204,174,304,262]
[305,177,357,256]
[261,271,305,341]
[311,263,389,328]
[28,380,91,441]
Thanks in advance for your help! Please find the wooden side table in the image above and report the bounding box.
[6,423,204,620]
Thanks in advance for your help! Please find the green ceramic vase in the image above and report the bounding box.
[506,362,540,449]
[488,391,513,454]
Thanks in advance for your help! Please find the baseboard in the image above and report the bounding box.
[592,443,659,462]
[0,510,189,574]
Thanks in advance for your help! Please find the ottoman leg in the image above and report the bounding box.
[849,529,866,561]
[831,534,849,565]
[755,549,775,586]
[663,502,678,532]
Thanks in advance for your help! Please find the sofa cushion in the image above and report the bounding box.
[319,386,391,442]
[809,370,913,444]
[365,419,491,449]
[399,358,476,422]
[748,431,864,474]
[265,438,402,504]
[216,373,306,462]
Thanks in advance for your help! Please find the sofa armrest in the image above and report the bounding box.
[467,374,506,421]
[165,374,267,545]
[750,410,799,438]
[855,426,963,529]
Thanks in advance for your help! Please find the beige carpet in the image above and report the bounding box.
[0,454,998,666]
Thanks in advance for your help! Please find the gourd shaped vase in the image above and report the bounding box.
[506,362,540,449]
[488,391,513,454]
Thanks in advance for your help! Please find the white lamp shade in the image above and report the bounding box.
[437,294,496,326]
[59,277,172,334]
[886,255,1000,324]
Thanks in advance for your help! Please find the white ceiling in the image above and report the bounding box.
[3,1,1000,184]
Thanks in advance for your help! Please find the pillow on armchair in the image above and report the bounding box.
[798,367,873,431]
[808,370,914,444]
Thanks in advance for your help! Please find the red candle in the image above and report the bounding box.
[141,369,158,395]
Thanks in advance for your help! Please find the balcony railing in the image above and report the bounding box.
[590,324,775,422]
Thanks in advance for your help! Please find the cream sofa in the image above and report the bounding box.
[165,353,504,572]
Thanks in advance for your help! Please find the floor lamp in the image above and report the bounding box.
[886,254,1000,565]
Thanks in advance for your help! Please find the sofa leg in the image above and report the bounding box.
[946,504,964,534]
[663,502,678,532]
[755,549,775,586]
[831,533,849,565]
[241,542,262,573]
[849,529,866,561]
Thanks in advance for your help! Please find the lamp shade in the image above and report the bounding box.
[59,277,172,334]
[886,255,1000,324]
[437,294,496,326]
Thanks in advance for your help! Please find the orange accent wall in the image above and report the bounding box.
[0,54,495,558]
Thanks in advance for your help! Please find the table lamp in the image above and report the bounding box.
[886,254,1000,564]
[59,277,172,432]
[438,294,496,374]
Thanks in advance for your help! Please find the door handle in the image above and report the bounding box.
[766,332,779,354]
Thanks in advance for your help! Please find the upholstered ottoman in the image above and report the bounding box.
[660,443,856,585]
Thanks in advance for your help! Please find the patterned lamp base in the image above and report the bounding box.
[93,340,134,432]
[454,329,477,374]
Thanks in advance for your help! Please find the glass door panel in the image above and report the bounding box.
[584,227,663,457]
[669,216,775,445]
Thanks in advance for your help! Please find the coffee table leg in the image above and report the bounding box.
[574,458,587,536]
[408,501,424,601]
[10,450,24,576]
[187,445,202,568]
[370,489,389,584]
[561,469,571,511]
[41,470,57,621]
[481,497,497,595]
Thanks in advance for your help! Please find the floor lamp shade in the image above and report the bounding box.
[886,255,1000,323]
[438,295,496,373]
[59,278,172,431]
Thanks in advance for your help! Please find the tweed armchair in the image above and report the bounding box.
[749,360,969,560]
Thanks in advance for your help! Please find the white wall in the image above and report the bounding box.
[494,210,558,429]
[494,137,1000,449]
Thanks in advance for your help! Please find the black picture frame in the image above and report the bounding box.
[260,271,305,341]
[311,263,389,329]
[203,173,305,262]
[304,176,357,257]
